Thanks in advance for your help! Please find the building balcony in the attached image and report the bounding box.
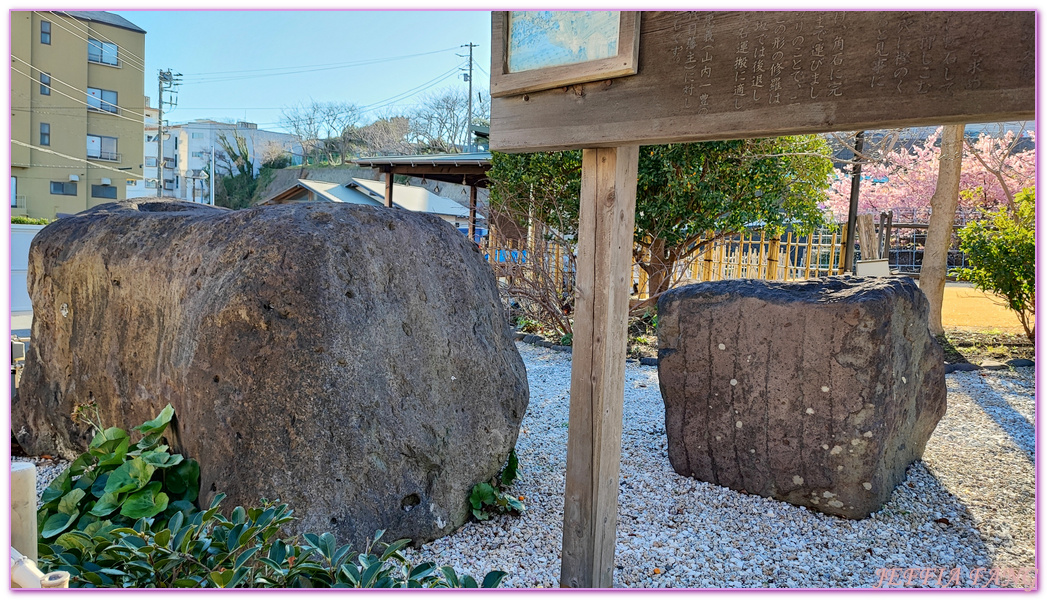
[12,195,27,209]
[88,151,122,162]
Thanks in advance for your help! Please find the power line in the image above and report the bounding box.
[12,140,145,179]
[358,63,464,113]
[10,65,146,126]
[12,55,150,120]
[44,11,147,73]
[181,46,459,81]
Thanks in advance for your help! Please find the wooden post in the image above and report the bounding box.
[561,146,638,588]
[767,238,780,281]
[468,184,478,242]
[384,170,394,208]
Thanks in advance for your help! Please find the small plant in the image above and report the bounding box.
[37,406,509,588]
[516,317,541,334]
[11,215,52,225]
[37,404,199,548]
[469,448,524,521]
[40,494,506,588]
[558,333,573,346]
[955,187,1035,342]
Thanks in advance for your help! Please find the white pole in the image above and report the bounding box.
[11,463,37,563]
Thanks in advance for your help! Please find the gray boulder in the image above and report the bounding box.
[657,277,946,519]
[13,200,529,547]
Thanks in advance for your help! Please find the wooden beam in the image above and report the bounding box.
[468,185,477,242]
[491,11,1034,152]
[561,146,638,588]
[384,171,394,208]
[388,165,488,177]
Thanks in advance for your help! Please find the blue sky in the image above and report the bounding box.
[111,10,493,132]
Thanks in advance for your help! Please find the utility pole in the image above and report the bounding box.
[843,131,864,274]
[156,69,182,197]
[459,43,477,152]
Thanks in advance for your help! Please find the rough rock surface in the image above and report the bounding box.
[656,277,946,519]
[12,200,529,547]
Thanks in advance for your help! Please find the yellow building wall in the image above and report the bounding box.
[10,11,144,219]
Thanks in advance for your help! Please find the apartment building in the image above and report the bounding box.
[11,10,146,219]
[148,120,302,203]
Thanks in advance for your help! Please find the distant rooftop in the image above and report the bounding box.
[62,11,146,34]
[354,152,491,169]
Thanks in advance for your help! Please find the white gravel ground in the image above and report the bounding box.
[19,341,1036,589]
[403,342,1036,589]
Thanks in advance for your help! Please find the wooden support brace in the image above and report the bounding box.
[384,170,394,208]
[560,146,638,588]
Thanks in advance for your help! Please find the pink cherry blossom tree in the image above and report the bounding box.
[823,127,1035,222]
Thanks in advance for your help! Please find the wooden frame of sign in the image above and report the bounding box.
[488,10,1034,589]
[491,11,641,98]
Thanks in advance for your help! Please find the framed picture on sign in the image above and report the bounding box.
[490,11,641,98]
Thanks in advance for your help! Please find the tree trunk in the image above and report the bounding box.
[920,124,965,337]
[646,237,674,300]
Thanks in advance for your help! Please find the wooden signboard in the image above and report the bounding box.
[491,11,1035,152]
[488,9,1034,590]
[491,11,641,97]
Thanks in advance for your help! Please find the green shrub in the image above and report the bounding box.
[955,187,1035,341]
[469,448,524,521]
[37,404,199,547]
[37,406,508,588]
[12,215,52,225]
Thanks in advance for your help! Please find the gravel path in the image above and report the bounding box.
[404,342,1036,589]
[19,342,1035,589]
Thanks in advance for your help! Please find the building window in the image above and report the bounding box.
[87,134,119,161]
[145,157,158,167]
[191,133,205,139]
[191,151,206,158]
[87,87,118,114]
[175,176,180,189]
[87,38,119,66]
[40,73,51,95]
[40,123,50,146]
[91,184,118,199]
[11,177,17,208]
[41,20,51,44]
[50,181,77,196]
[125,178,137,186]
[145,180,157,189]
[146,134,158,142]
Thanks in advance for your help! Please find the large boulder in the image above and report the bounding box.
[13,200,529,547]
[657,277,946,519]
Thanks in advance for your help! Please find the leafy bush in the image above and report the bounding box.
[40,495,505,588]
[37,404,199,546]
[469,448,524,521]
[37,406,508,588]
[955,187,1035,341]
[12,215,52,225]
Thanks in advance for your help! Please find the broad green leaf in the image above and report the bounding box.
[380,538,410,562]
[41,512,78,538]
[174,578,202,587]
[96,437,130,468]
[234,545,261,571]
[482,570,508,588]
[462,575,478,588]
[134,404,174,435]
[56,488,86,515]
[104,457,155,494]
[439,566,459,587]
[90,473,110,498]
[68,453,95,477]
[89,426,129,449]
[41,470,72,504]
[120,482,169,519]
[359,562,382,588]
[154,528,171,547]
[88,492,120,517]
[54,530,92,552]
[139,450,173,468]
